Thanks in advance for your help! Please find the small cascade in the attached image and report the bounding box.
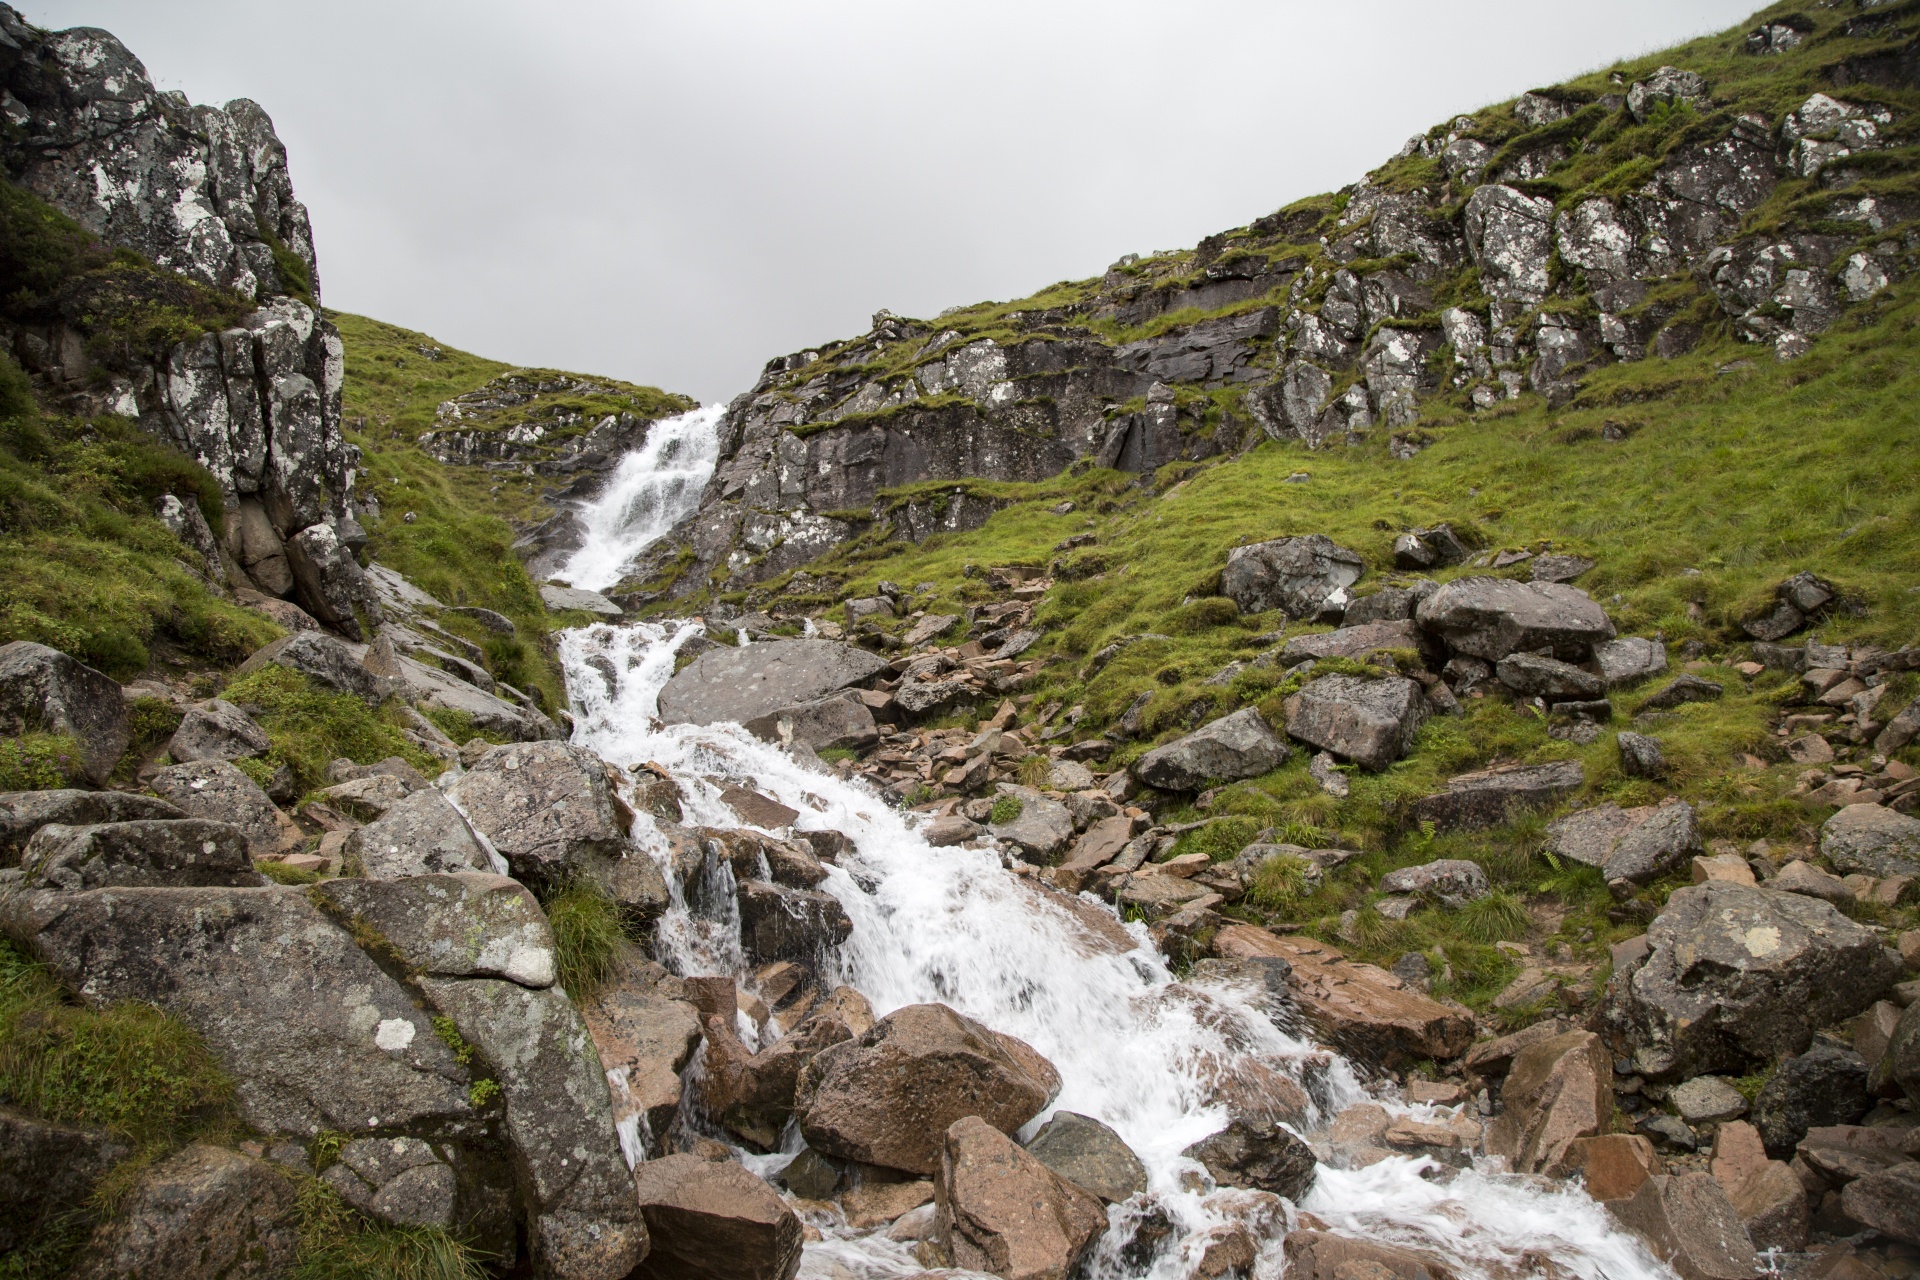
[553,402,726,591]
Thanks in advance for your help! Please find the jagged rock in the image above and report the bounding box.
[166,698,270,763]
[343,786,493,878]
[578,952,702,1157]
[1619,731,1666,778]
[742,692,879,754]
[1024,1111,1148,1204]
[1182,1118,1316,1199]
[540,584,622,617]
[287,522,380,640]
[658,639,887,727]
[1565,1134,1663,1202]
[237,631,388,703]
[1415,577,1615,661]
[1282,675,1427,771]
[2,884,473,1134]
[1627,67,1709,123]
[1220,535,1365,619]
[893,677,976,721]
[69,1144,298,1280]
[19,818,260,891]
[1392,526,1471,570]
[316,771,413,822]
[735,880,852,963]
[1604,883,1900,1080]
[1344,582,1439,626]
[0,790,182,867]
[419,976,646,1280]
[1547,799,1702,886]
[146,759,297,856]
[935,1116,1107,1280]
[795,1003,1060,1175]
[1377,858,1489,908]
[697,987,872,1150]
[1841,1164,1920,1245]
[1132,707,1291,791]
[1405,760,1585,831]
[1465,185,1556,303]
[631,1154,801,1280]
[986,784,1076,860]
[1530,554,1595,584]
[321,1137,458,1229]
[314,873,555,986]
[1729,1160,1809,1252]
[1486,1030,1612,1174]
[1496,653,1606,700]
[0,641,129,784]
[1889,1000,1920,1104]
[397,652,559,743]
[1611,1173,1757,1280]
[1594,637,1669,687]
[0,1109,132,1255]
[1821,804,1920,878]
[1750,1045,1871,1156]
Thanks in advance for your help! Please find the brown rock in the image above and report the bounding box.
[631,1153,803,1280]
[1211,926,1472,1066]
[1838,1163,1920,1244]
[795,1004,1060,1175]
[1182,1118,1317,1199]
[1485,1030,1611,1175]
[1047,814,1135,892]
[1462,1019,1572,1078]
[1709,1121,1769,1197]
[841,1179,935,1230]
[1610,1173,1758,1280]
[700,987,874,1150]
[1283,1229,1456,1280]
[1729,1161,1810,1252]
[721,785,802,830]
[577,950,702,1157]
[1565,1134,1662,1202]
[933,1116,1106,1280]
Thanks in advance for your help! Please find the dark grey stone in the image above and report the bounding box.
[0,642,129,784]
[1026,1111,1149,1204]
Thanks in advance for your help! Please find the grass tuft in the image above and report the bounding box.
[541,879,630,1001]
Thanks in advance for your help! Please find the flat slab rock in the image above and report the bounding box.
[1406,759,1585,831]
[1414,577,1616,661]
[1547,799,1702,885]
[0,790,183,867]
[658,639,889,727]
[631,1153,802,1280]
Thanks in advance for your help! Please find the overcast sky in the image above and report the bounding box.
[34,1,1764,404]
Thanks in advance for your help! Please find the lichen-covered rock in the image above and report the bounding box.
[1406,760,1585,831]
[315,873,555,987]
[237,630,388,703]
[1547,799,1702,886]
[0,641,129,784]
[69,1144,298,1280]
[320,1137,458,1230]
[1132,707,1292,791]
[742,692,879,754]
[0,1109,132,1256]
[1377,858,1489,907]
[0,790,183,867]
[146,759,297,857]
[1465,185,1556,303]
[1220,534,1365,619]
[286,521,381,640]
[19,818,261,891]
[1282,674,1427,771]
[166,698,270,763]
[1593,637,1669,687]
[344,786,494,878]
[1821,804,1920,878]
[1496,652,1607,700]
[1414,577,1615,661]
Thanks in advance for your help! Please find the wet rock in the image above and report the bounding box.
[344,786,494,878]
[0,641,129,784]
[743,692,879,754]
[0,790,183,867]
[146,759,297,857]
[578,952,702,1157]
[1839,1163,1920,1245]
[986,785,1076,860]
[698,986,872,1150]
[631,1153,802,1280]
[315,873,555,986]
[20,818,261,891]
[1405,760,1585,831]
[1378,858,1489,907]
[0,1109,132,1255]
[1282,675,1427,771]
[1486,1030,1612,1175]
[1593,637,1669,687]
[1546,799,1702,886]
[1618,732,1666,778]
[1750,1045,1871,1155]
[795,1003,1060,1175]
[69,1144,297,1280]
[658,640,888,727]
[1024,1111,1148,1204]
[1220,535,1365,619]
[1414,577,1615,662]
[1610,1173,1757,1280]
[1564,1134,1662,1202]
[166,698,270,763]
[1281,619,1426,662]
[1283,1230,1455,1280]
[1182,1118,1316,1199]
[1673,1076,1748,1125]
[1604,883,1900,1080]
[735,880,853,964]
[1496,653,1607,701]
[321,1136,458,1229]
[841,1179,934,1229]
[1821,804,1920,878]
[1131,707,1291,791]
[237,631,388,703]
[935,1115,1107,1280]
[719,785,801,830]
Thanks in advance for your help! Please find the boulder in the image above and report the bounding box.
[69,1144,298,1280]
[316,771,413,821]
[0,1109,132,1255]
[1839,1164,1920,1245]
[0,641,129,784]
[1345,582,1440,626]
[795,1003,1060,1175]
[1485,1030,1612,1175]
[1024,1111,1148,1204]
[0,789,183,867]
[1610,1173,1758,1280]
[19,818,261,891]
[1564,1134,1662,1202]
[1284,1230,1456,1280]
[1730,1161,1810,1252]
[1604,883,1901,1080]
[1392,526,1471,571]
[397,653,560,743]
[1405,760,1585,831]
[1772,860,1851,904]
[320,1136,458,1229]
[314,873,555,986]
[237,630,387,703]
[1640,674,1725,711]
[697,987,872,1150]
[1496,653,1607,700]
[1282,675,1427,771]
[1181,1118,1317,1200]
[1116,872,1220,919]
[934,1116,1107,1280]
[145,759,297,857]
[1377,858,1489,907]
[1281,619,1426,662]
[985,785,1076,861]
[166,699,270,763]
[1414,578,1615,662]
[631,1154,802,1280]
[286,519,381,641]
[1465,184,1555,303]
[1889,1000,1920,1103]
[1593,638,1669,688]
[657,640,888,727]
[735,880,852,964]
[742,692,879,754]
[419,977,646,1280]
[1750,1045,1871,1155]
[1546,799,1702,886]
[1220,534,1365,619]
[1531,554,1595,584]
[540,584,622,617]
[1820,804,1920,878]
[344,786,494,878]
[578,952,702,1156]
[1212,927,1473,1065]
[1048,814,1136,892]
[1131,707,1291,791]
[1673,1076,1748,1125]
[1618,732,1666,778]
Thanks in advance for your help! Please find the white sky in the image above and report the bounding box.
[32,1,1767,403]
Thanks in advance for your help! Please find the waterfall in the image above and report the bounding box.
[553,402,727,591]
[550,433,1673,1280]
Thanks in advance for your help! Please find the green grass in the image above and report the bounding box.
[219,664,440,796]
[292,1178,488,1280]
[0,733,84,793]
[541,879,633,1001]
[988,794,1023,824]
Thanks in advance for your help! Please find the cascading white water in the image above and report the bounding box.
[552,402,727,591]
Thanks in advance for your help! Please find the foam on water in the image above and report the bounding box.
[552,402,726,591]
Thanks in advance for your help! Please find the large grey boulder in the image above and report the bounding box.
[315,873,556,987]
[320,1136,459,1230]
[1414,577,1615,661]
[2,884,474,1134]
[1220,535,1365,619]
[0,641,129,784]
[397,653,560,743]
[0,789,183,867]
[237,631,387,703]
[1604,883,1901,1080]
[419,977,647,1280]
[540,584,622,617]
[344,786,493,878]
[1820,804,1920,878]
[1283,675,1427,771]
[1406,760,1585,831]
[20,819,262,891]
[985,784,1075,860]
[1024,1111,1149,1204]
[166,698,271,763]
[286,522,381,641]
[69,1144,298,1280]
[1132,707,1292,791]
[1281,619,1426,662]
[742,692,879,754]
[658,639,888,727]
[146,758,295,856]
[1750,1045,1871,1155]
[1547,799,1702,886]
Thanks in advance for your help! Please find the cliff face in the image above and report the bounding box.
[0,5,374,637]
[632,1,1918,603]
